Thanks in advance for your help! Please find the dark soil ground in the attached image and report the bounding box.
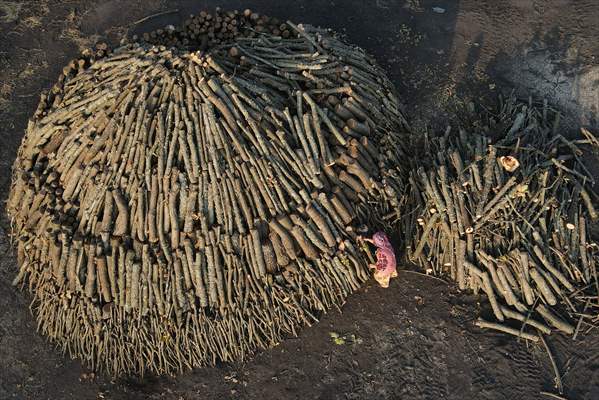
[1,1,599,399]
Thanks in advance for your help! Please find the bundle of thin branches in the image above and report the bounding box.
[7,13,408,376]
[403,96,599,342]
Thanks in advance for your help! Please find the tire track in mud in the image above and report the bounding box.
[341,296,548,400]
[470,341,545,400]
[345,318,451,400]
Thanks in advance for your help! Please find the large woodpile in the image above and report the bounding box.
[7,10,408,376]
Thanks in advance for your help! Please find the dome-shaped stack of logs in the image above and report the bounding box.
[7,9,409,376]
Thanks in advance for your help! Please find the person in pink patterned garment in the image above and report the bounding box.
[360,231,398,288]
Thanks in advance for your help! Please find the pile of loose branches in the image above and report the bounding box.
[7,10,408,376]
[403,97,599,341]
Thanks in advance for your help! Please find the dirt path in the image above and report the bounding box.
[1,1,598,399]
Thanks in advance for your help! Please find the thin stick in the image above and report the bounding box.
[402,269,447,284]
[133,9,179,25]
[475,319,539,342]
[540,393,568,400]
[539,334,563,394]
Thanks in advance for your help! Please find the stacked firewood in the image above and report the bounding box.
[404,97,599,341]
[137,8,295,49]
[7,11,408,376]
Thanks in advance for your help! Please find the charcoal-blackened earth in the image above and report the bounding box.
[1,1,598,399]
